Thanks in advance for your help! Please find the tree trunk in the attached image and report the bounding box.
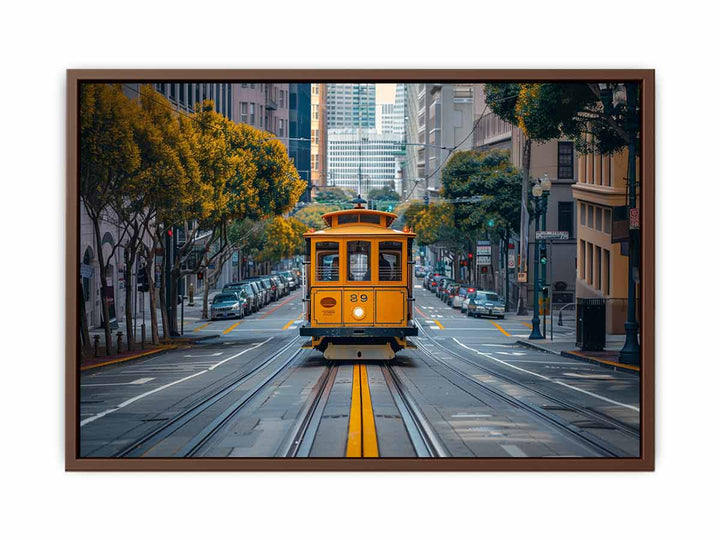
[78,278,91,360]
[123,248,137,351]
[92,217,112,356]
[202,280,211,320]
[157,251,170,342]
[517,138,532,315]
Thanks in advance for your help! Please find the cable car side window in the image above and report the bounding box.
[316,242,339,281]
[359,214,381,224]
[379,241,403,281]
[347,241,371,281]
[338,214,359,225]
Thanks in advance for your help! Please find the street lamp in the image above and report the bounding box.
[540,173,551,336]
[529,181,544,339]
[618,83,641,365]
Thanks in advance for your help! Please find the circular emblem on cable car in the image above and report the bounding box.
[320,297,336,308]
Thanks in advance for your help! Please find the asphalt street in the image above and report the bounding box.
[79,280,640,458]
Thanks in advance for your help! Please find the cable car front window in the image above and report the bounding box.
[347,241,371,281]
[316,242,339,281]
[379,241,402,281]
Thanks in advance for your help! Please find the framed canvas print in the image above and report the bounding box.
[66,69,654,471]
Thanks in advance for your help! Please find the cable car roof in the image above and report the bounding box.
[320,208,397,228]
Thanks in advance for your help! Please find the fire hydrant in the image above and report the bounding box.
[188,283,195,306]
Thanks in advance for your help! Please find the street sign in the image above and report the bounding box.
[477,255,491,265]
[629,207,640,230]
[535,231,569,240]
[518,272,528,283]
[508,252,516,269]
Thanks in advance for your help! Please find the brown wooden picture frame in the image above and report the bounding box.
[66,69,654,471]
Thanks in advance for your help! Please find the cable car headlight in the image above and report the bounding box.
[352,306,366,320]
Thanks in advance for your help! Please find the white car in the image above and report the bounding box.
[453,286,477,310]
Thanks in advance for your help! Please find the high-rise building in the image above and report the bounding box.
[327,129,403,197]
[377,103,395,134]
[289,83,312,201]
[326,83,376,129]
[311,83,328,190]
[403,83,475,201]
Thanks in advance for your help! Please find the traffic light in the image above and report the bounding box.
[197,271,204,280]
[137,267,149,292]
[387,204,394,212]
[539,245,548,265]
[487,218,495,228]
[480,266,488,274]
[468,252,473,260]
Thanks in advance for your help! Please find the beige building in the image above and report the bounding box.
[232,83,290,149]
[572,149,635,333]
[310,83,327,191]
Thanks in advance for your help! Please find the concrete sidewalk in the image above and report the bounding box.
[86,289,223,355]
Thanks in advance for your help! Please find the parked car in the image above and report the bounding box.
[453,285,477,311]
[248,278,269,307]
[258,277,279,302]
[466,291,506,319]
[276,270,297,290]
[425,272,444,291]
[276,274,292,295]
[210,292,247,320]
[269,275,286,298]
[437,277,455,299]
[222,282,259,314]
[444,283,461,305]
[414,265,427,278]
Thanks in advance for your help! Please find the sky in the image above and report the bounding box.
[376,83,396,104]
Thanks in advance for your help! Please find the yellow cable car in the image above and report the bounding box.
[299,196,417,360]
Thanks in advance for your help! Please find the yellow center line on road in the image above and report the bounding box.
[346,364,379,458]
[360,365,378,458]
[281,313,302,330]
[222,322,242,335]
[521,321,533,329]
[491,321,511,337]
[346,364,363,457]
[432,319,445,330]
[193,322,210,333]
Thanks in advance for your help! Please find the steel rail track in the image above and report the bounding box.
[277,364,338,458]
[418,325,640,439]
[414,325,635,457]
[116,335,303,458]
[381,363,449,458]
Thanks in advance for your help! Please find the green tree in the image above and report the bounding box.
[80,83,142,354]
[314,187,353,206]
[257,216,308,263]
[293,203,339,230]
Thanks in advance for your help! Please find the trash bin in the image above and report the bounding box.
[576,298,606,351]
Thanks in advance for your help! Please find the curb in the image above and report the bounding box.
[170,334,221,343]
[516,340,640,375]
[80,345,177,371]
[560,350,640,374]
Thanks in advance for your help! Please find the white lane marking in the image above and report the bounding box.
[452,338,639,412]
[502,444,527,457]
[452,413,492,418]
[563,373,615,380]
[208,337,273,371]
[414,285,422,288]
[481,344,514,347]
[80,370,207,426]
[430,326,440,330]
[82,377,155,387]
[183,352,222,358]
[495,351,527,356]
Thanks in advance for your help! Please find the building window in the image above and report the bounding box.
[558,202,573,238]
[603,209,612,234]
[595,245,602,290]
[587,205,594,229]
[587,242,593,286]
[595,205,603,230]
[249,103,255,125]
[579,240,586,280]
[558,142,574,179]
[603,249,611,295]
[240,102,248,124]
